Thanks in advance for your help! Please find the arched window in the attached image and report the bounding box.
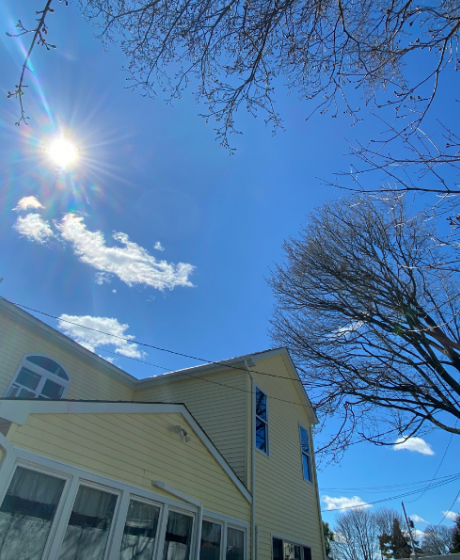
[4,354,70,399]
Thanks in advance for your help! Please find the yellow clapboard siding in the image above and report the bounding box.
[10,412,250,521]
[134,370,249,484]
[0,314,133,401]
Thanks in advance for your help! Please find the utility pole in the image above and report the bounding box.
[402,501,418,560]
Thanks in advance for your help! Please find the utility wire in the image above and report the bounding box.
[320,471,460,494]
[407,422,456,504]
[3,298,313,409]
[3,298,418,443]
[321,473,460,512]
[8,298,306,385]
[435,488,460,527]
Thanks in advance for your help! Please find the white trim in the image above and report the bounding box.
[152,480,201,508]
[0,399,251,503]
[4,353,70,400]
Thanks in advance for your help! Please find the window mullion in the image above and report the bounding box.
[107,490,131,560]
[46,475,80,560]
[155,503,169,560]
[222,521,228,560]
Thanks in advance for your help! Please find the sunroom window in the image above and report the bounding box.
[0,467,66,560]
[4,354,70,400]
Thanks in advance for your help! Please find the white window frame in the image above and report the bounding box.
[271,534,313,560]
[0,449,205,560]
[254,385,269,456]
[4,354,70,400]
[200,511,248,560]
[298,424,313,483]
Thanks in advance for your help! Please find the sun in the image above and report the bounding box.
[47,137,78,169]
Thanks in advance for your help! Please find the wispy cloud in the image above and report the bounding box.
[322,495,371,511]
[58,314,145,359]
[56,214,194,291]
[410,514,427,524]
[13,196,45,211]
[154,241,165,251]
[442,510,458,521]
[95,272,113,285]
[393,437,435,456]
[13,213,55,244]
[12,198,195,291]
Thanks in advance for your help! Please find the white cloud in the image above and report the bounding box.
[112,289,117,294]
[95,272,113,285]
[13,213,55,244]
[414,530,425,540]
[410,514,427,524]
[56,214,194,291]
[442,511,458,521]
[13,196,45,211]
[154,241,165,251]
[322,496,371,511]
[393,437,435,456]
[58,314,145,359]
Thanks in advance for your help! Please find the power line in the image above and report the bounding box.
[408,423,456,504]
[3,298,313,409]
[435,488,460,527]
[7,298,307,385]
[321,473,460,512]
[320,472,460,494]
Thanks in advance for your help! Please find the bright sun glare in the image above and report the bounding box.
[47,138,78,168]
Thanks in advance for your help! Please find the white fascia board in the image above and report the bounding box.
[0,399,252,504]
[0,298,136,387]
[135,358,254,388]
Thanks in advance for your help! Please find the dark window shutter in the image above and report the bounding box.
[303,546,312,560]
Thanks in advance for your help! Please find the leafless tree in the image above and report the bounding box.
[421,525,454,556]
[6,0,460,155]
[269,194,460,459]
[332,509,377,560]
[373,509,405,540]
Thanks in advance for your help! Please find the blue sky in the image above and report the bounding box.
[1,0,459,530]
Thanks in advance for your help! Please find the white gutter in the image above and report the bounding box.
[151,480,203,560]
[244,359,257,560]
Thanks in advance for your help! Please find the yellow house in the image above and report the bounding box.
[0,297,325,560]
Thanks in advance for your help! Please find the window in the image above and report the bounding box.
[0,466,66,560]
[200,520,222,560]
[58,485,118,560]
[226,527,245,560]
[299,426,312,482]
[121,499,161,560]
[162,510,194,560]
[200,519,246,560]
[255,387,268,454]
[5,354,70,400]
[273,538,311,560]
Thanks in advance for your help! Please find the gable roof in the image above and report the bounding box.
[0,297,317,423]
[0,398,252,503]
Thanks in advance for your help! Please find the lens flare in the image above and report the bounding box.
[47,138,78,168]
